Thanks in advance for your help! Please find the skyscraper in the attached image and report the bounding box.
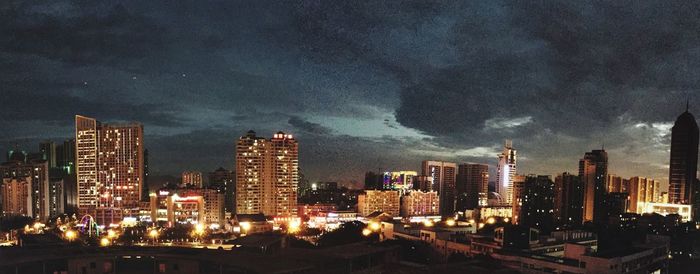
[456,163,489,211]
[496,140,517,205]
[1,151,50,220]
[519,175,555,234]
[181,170,203,188]
[75,115,144,210]
[421,160,457,216]
[579,149,608,223]
[553,172,583,227]
[668,107,699,220]
[235,131,298,216]
[209,167,235,215]
[627,177,658,214]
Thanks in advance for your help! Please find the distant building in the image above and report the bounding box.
[520,175,555,234]
[48,178,64,217]
[297,203,337,217]
[456,163,489,211]
[209,167,235,215]
[668,107,699,221]
[400,190,439,217]
[496,140,517,205]
[357,190,400,217]
[235,131,298,216]
[628,177,659,214]
[510,175,526,224]
[554,172,584,227]
[148,188,223,225]
[1,152,50,220]
[363,171,383,190]
[579,149,608,223]
[605,174,626,193]
[181,170,203,188]
[412,175,433,192]
[75,115,144,210]
[382,171,417,193]
[421,160,457,216]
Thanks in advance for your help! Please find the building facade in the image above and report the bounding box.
[554,172,584,227]
[496,140,517,206]
[668,108,699,221]
[456,163,489,211]
[520,175,555,234]
[421,160,457,216]
[1,153,50,220]
[579,149,608,223]
[400,191,439,217]
[628,177,659,214]
[357,190,400,217]
[181,171,203,188]
[75,115,144,210]
[235,131,298,216]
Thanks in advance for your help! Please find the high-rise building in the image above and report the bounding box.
[363,171,383,190]
[668,107,699,221]
[1,151,50,220]
[579,149,608,223]
[48,178,64,217]
[496,140,517,205]
[628,177,659,214]
[201,188,225,225]
[75,115,144,210]
[400,191,439,217]
[421,160,457,216]
[181,171,203,188]
[57,139,77,213]
[553,172,584,227]
[510,175,527,224]
[357,190,400,217]
[606,174,626,193]
[519,175,555,234]
[235,131,298,216]
[456,163,489,211]
[209,167,235,215]
[142,149,149,202]
[39,141,57,169]
[382,171,418,193]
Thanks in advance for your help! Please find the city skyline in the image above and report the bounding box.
[3,2,700,187]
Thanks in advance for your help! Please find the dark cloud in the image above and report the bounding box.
[2,0,698,184]
[288,116,332,135]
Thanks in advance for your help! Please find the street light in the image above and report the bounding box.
[100,237,110,247]
[107,229,117,239]
[194,223,205,241]
[362,228,372,236]
[369,222,381,231]
[445,219,456,226]
[240,222,251,233]
[486,217,496,225]
[65,230,77,242]
[149,229,159,245]
[287,220,301,234]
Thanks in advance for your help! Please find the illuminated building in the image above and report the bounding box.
[519,175,554,234]
[235,131,298,217]
[149,188,223,225]
[209,167,235,215]
[496,140,517,206]
[412,175,433,192]
[668,107,699,221]
[382,171,418,193]
[297,203,337,217]
[357,190,400,217]
[48,178,64,217]
[181,170,203,188]
[400,190,439,217]
[553,172,583,227]
[605,174,627,193]
[579,149,607,223]
[463,206,512,222]
[628,177,659,214]
[201,188,225,225]
[510,175,526,224]
[456,163,489,210]
[1,152,50,220]
[421,160,457,216]
[641,203,692,222]
[75,115,144,211]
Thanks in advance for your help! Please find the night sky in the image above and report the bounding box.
[2,1,699,187]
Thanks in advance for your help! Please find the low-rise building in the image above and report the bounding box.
[357,190,400,217]
[400,190,439,217]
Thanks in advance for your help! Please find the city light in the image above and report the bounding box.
[107,229,117,239]
[445,219,456,226]
[287,220,301,234]
[487,217,496,225]
[423,220,434,227]
[369,222,381,231]
[100,237,110,247]
[65,230,76,242]
[362,228,372,236]
[194,223,205,236]
[240,222,251,232]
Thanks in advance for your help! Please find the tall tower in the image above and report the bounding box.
[421,160,457,216]
[75,115,99,209]
[456,163,489,211]
[75,115,144,210]
[668,107,699,220]
[235,131,298,216]
[579,149,608,223]
[496,140,517,205]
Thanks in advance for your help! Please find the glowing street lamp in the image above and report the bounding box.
[287,220,301,234]
[149,229,159,245]
[369,222,381,231]
[423,220,434,227]
[100,237,110,247]
[240,222,251,233]
[65,230,77,242]
[445,219,456,226]
[107,229,117,239]
[486,217,496,225]
[362,228,372,236]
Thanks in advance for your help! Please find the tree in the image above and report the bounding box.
[0,216,34,232]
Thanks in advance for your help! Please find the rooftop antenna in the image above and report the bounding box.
[686,96,690,112]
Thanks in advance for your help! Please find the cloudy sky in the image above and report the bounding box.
[1,1,698,187]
